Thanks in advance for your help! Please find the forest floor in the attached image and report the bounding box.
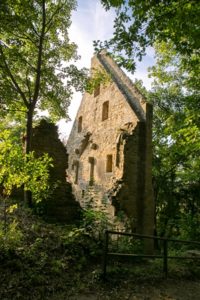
[0,207,200,300]
[72,278,200,300]
[1,260,200,300]
[35,255,200,300]
[1,246,200,300]
[50,261,200,300]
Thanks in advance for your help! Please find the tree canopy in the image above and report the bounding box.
[100,0,200,71]
[147,42,199,239]
[0,0,87,153]
[0,0,89,205]
[100,0,200,240]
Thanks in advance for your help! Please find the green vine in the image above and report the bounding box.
[85,67,111,94]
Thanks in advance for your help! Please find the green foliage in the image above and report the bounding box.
[0,219,23,252]
[24,152,53,203]
[0,208,74,299]
[100,0,200,71]
[111,235,143,254]
[0,0,88,187]
[146,42,200,240]
[133,39,200,241]
[0,128,53,201]
[0,207,199,299]
[179,215,200,242]
[61,209,112,263]
[0,200,23,254]
[81,208,112,239]
[85,67,111,94]
[0,0,80,119]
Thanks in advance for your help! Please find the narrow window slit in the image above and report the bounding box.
[106,155,113,172]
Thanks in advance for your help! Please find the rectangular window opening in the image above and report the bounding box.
[88,157,95,185]
[74,161,79,184]
[106,154,113,172]
[102,101,109,121]
[94,84,100,97]
[78,116,82,133]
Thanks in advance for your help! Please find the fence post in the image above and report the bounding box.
[163,239,168,278]
[102,230,109,280]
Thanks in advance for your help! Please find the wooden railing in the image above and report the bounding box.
[102,230,200,279]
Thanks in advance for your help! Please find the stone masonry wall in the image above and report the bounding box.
[67,52,154,236]
[32,120,80,223]
[67,56,138,215]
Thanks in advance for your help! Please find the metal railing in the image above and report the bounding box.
[102,230,200,279]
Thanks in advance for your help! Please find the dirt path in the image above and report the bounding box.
[71,279,200,300]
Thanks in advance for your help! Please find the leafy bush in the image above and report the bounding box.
[81,209,112,241]
[179,214,200,242]
[110,235,144,254]
[0,219,23,253]
[0,129,53,203]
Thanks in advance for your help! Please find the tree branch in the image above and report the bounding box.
[0,45,29,108]
[25,71,32,100]
[30,22,40,38]
[7,31,37,46]
[32,0,46,106]
[45,5,63,34]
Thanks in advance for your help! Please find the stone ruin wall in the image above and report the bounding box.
[32,120,80,223]
[67,61,137,213]
[110,104,154,235]
[67,55,154,236]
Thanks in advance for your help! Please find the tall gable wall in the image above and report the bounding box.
[67,56,139,206]
[67,53,154,236]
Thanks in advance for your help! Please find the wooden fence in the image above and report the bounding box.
[102,230,200,279]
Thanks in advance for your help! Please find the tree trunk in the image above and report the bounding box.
[23,1,46,207]
[24,105,34,207]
